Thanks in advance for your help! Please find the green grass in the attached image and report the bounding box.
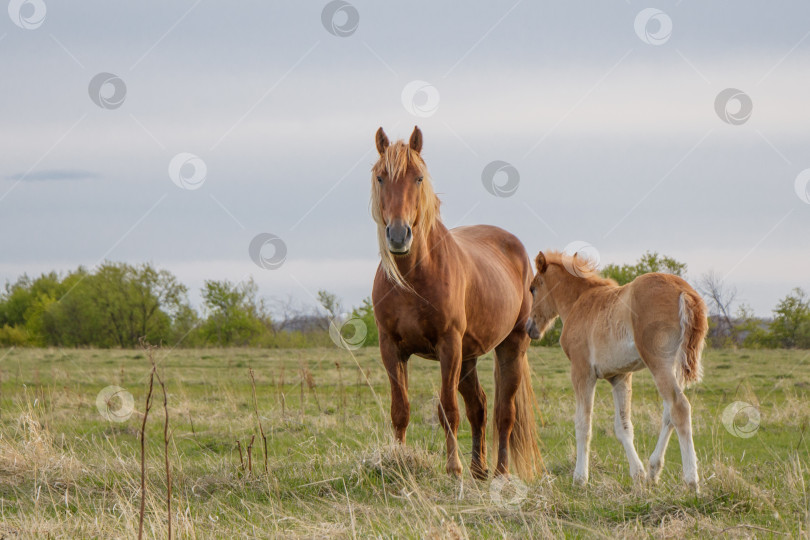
[0,346,808,538]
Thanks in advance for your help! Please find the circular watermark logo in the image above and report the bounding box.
[634,8,672,46]
[88,72,127,110]
[561,241,600,277]
[721,401,760,438]
[249,233,287,270]
[321,0,359,37]
[168,153,207,190]
[794,169,810,204]
[418,395,441,427]
[8,0,46,29]
[489,476,528,510]
[715,88,753,125]
[401,80,440,118]
[329,314,368,350]
[481,161,520,198]
[96,385,135,422]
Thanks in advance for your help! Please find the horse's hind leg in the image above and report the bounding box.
[380,334,410,443]
[458,358,488,479]
[648,400,673,484]
[649,369,699,489]
[608,373,646,481]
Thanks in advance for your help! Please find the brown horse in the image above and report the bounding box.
[526,251,707,489]
[370,126,543,480]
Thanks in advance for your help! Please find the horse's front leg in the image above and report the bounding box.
[380,333,410,443]
[571,360,597,485]
[437,333,463,477]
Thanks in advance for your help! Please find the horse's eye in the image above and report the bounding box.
[530,286,535,294]
[416,176,423,184]
[377,176,383,183]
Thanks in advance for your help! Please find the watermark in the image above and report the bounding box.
[418,395,441,427]
[794,169,810,204]
[489,476,528,510]
[168,153,207,190]
[321,0,359,37]
[715,88,753,125]
[88,73,127,110]
[721,401,760,438]
[328,314,367,350]
[96,385,135,422]
[8,0,46,29]
[561,241,600,277]
[481,161,520,198]
[401,80,440,118]
[249,233,287,270]
[634,8,672,46]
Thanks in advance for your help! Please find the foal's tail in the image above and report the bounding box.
[677,291,709,387]
[494,351,544,480]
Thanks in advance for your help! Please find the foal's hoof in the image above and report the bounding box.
[572,474,588,487]
[648,460,663,485]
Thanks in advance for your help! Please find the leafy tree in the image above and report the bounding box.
[770,288,810,349]
[201,278,269,346]
[601,251,686,285]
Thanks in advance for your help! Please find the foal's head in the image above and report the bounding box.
[526,251,560,340]
[371,126,440,286]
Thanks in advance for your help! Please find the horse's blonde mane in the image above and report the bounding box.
[543,250,617,287]
[370,140,441,288]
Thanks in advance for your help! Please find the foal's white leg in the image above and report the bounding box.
[648,400,674,484]
[609,374,646,481]
[573,372,597,485]
[670,390,699,489]
[651,372,699,489]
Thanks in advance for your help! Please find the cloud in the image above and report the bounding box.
[6,169,99,182]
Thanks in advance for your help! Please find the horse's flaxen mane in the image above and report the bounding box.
[370,140,441,288]
[542,250,617,287]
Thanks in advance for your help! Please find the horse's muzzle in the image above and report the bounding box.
[526,317,541,340]
[386,220,412,254]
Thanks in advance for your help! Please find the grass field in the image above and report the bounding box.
[0,345,808,538]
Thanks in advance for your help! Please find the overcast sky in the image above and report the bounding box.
[1,0,809,317]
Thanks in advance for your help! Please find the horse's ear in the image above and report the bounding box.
[409,126,422,153]
[375,127,389,155]
[535,252,547,273]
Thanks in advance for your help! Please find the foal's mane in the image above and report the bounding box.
[543,250,617,287]
[370,140,441,288]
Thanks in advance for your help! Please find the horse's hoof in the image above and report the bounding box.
[572,474,588,487]
[446,463,463,477]
[471,466,489,481]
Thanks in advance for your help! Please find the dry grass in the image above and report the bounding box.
[0,346,808,538]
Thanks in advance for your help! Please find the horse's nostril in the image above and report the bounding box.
[405,226,412,240]
[385,225,391,239]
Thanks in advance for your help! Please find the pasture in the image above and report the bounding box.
[0,346,808,538]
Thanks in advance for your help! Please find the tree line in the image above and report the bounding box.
[0,254,807,349]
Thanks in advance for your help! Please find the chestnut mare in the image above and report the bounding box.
[526,251,707,489]
[370,126,542,480]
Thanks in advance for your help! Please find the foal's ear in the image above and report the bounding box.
[375,127,389,155]
[535,251,547,273]
[409,126,423,153]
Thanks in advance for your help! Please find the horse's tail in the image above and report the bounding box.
[493,350,544,480]
[677,290,708,387]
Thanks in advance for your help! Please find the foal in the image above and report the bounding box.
[526,251,707,489]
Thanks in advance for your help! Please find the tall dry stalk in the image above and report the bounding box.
[248,368,268,473]
[138,366,155,540]
[155,369,172,540]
